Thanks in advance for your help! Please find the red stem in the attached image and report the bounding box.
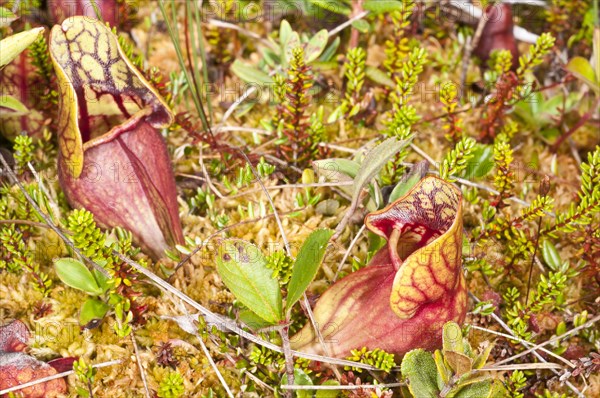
[551,97,600,152]
[348,0,364,48]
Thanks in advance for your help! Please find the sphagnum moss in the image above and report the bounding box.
[0,1,598,397]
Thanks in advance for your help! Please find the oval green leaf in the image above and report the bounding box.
[566,56,598,92]
[316,380,340,398]
[283,31,301,65]
[231,60,273,84]
[463,145,494,179]
[442,321,464,353]
[293,368,313,398]
[305,29,328,64]
[238,309,274,331]
[54,257,103,295]
[216,240,283,324]
[451,379,495,398]
[279,20,292,46]
[314,158,361,180]
[307,0,351,16]
[541,239,561,271]
[79,298,109,326]
[401,349,441,398]
[365,66,395,88]
[286,229,333,312]
[364,0,406,15]
[352,19,370,33]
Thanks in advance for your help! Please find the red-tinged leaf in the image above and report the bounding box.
[47,356,77,373]
[0,320,30,352]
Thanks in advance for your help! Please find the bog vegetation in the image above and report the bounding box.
[0,0,598,397]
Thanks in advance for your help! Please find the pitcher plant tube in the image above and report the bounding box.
[49,17,184,259]
[474,3,519,70]
[292,176,467,358]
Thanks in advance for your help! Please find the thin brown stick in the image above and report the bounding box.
[469,294,583,396]
[492,314,600,367]
[279,326,294,397]
[281,382,404,391]
[333,224,366,282]
[130,332,151,398]
[525,216,543,306]
[0,219,49,228]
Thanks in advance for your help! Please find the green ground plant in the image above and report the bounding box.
[0,0,598,397]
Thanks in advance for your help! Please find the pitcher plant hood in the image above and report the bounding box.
[291,176,467,358]
[49,17,183,259]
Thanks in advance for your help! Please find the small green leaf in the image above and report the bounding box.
[352,20,370,33]
[314,158,361,180]
[216,240,283,324]
[92,267,111,294]
[488,379,508,398]
[353,137,408,200]
[231,60,273,84]
[279,20,292,46]
[566,56,598,92]
[541,240,562,271]
[401,349,440,398]
[0,95,29,115]
[286,229,334,312]
[305,29,328,63]
[389,166,424,203]
[235,101,257,117]
[54,258,103,296]
[442,321,464,353]
[363,0,406,15]
[260,47,280,68]
[0,27,45,68]
[319,36,340,62]
[238,309,274,330]
[463,145,494,179]
[365,66,395,88]
[326,104,345,123]
[556,321,567,335]
[448,379,493,398]
[79,298,109,326]
[316,380,340,398]
[293,368,313,398]
[307,0,351,16]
